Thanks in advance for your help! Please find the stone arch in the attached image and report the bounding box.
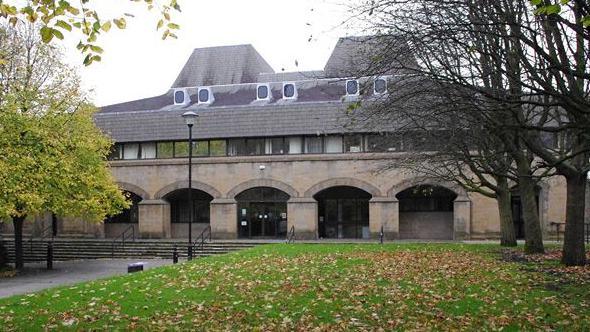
[304,177,382,198]
[388,177,469,201]
[117,182,150,200]
[227,178,299,199]
[154,180,222,199]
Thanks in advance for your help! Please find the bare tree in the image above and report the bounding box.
[347,0,589,263]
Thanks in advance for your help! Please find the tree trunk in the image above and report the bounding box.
[561,174,587,266]
[12,215,26,270]
[514,154,544,254]
[497,177,517,247]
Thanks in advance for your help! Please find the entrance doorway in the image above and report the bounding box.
[315,186,371,239]
[510,186,540,240]
[396,185,457,240]
[236,187,289,238]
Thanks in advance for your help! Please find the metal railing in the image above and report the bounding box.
[193,225,212,253]
[29,224,54,251]
[111,225,135,257]
[550,222,590,244]
[287,226,295,244]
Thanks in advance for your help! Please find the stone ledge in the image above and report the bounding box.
[109,152,405,167]
[138,199,169,205]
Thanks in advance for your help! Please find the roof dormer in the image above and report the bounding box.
[256,83,272,101]
[173,88,190,106]
[282,82,298,100]
[197,87,214,105]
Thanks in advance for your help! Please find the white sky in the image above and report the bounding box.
[62,0,355,107]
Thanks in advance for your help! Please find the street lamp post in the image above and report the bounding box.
[182,111,198,261]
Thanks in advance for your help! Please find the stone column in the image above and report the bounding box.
[287,198,318,240]
[210,198,237,239]
[453,197,471,240]
[369,197,399,240]
[138,199,170,239]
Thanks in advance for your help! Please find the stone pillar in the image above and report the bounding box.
[369,197,399,240]
[287,198,318,240]
[453,197,471,240]
[210,198,237,239]
[138,199,170,239]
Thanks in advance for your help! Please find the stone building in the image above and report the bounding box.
[2,38,575,240]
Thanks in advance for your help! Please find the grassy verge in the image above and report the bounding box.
[0,243,588,330]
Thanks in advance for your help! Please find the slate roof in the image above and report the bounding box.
[171,44,274,88]
[96,36,409,143]
[95,102,382,142]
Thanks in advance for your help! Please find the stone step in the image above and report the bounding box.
[1,236,261,262]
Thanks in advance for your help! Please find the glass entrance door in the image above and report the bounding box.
[238,202,288,238]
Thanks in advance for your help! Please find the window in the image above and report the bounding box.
[227,139,247,156]
[283,83,296,99]
[174,89,187,105]
[123,143,139,159]
[209,140,226,156]
[374,78,387,94]
[246,138,265,155]
[346,80,359,95]
[366,134,399,152]
[324,136,343,153]
[305,137,323,154]
[141,142,156,159]
[108,144,122,160]
[287,137,302,154]
[174,141,189,158]
[344,135,363,153]
[193,141,209,157]
[257,84,270,100]
[198,87,213,104]
[157,142,174,158]
[265,137,285,154]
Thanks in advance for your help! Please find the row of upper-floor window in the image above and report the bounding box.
[108,134,417,160]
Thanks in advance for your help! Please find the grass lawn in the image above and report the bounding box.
[0,243,589,331]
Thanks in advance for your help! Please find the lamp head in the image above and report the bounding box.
[181,111,198,126]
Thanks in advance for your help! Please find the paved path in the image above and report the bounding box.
[0,259,172,299]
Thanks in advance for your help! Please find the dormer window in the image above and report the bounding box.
[257,84,271,101]
[374,77,387,94]
[198,87,214,104]
[282,82,297,100]
[173,88,190,105]
[346,80,359,96]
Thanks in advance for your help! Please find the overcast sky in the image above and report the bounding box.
[62,0,355,107]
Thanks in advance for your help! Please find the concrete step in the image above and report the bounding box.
[1,237,262,262]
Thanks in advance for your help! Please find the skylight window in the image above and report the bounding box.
[257,84,271,100]
[283,83,297,99]
[173,88,189,106]
[198,87,214,104]
[374,77,387,94]
[346,80,359,96]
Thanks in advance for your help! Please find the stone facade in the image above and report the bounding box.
[31,153,563,240]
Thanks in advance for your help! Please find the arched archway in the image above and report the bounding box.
[236,187,290,238]
[314,186,372,239]
[154,180,221,200]
[104,190,142,238]
[163,188,214,238]
[396,185,458,240]
[228,179,298,199]
[305,178,381,198]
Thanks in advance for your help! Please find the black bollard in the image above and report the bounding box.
[173,245,178,264]
[187,245,193,261]
[379,226,384,244]
[47,241,53,270]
